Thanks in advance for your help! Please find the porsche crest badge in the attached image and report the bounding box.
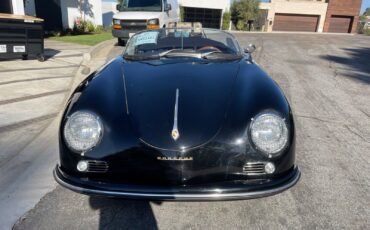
[171,89,180,141]
[171,129,180,141]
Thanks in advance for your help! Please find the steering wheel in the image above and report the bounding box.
[197,46,221,52]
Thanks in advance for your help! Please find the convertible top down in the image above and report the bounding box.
[54,26,300,200]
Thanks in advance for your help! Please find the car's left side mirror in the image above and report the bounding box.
[244,44,256,54]
[165,3,172,12]
[116,4,120,11]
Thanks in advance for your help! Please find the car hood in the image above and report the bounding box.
[123,60,240,151]
[113,11,162,20]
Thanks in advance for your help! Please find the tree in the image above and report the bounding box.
[363,7,370,16]
[231,0,260,31]
[360,7,370,22]
[222,11,231,30]
[179,5,185,22]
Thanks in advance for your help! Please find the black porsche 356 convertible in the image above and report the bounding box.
[54,25,300,200]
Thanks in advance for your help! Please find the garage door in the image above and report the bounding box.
[183,7,222,29]
[273,14,319,32]
[328,16,352,33]
[0,1,12,13]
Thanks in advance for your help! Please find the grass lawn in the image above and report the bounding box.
[49,32,114,46]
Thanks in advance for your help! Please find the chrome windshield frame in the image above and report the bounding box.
[123,28,243,58]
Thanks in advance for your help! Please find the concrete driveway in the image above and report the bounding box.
[11,33,370,230]
[0,40,90,165]
[0,40,90,229]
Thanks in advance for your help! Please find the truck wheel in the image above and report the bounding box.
[37,54,45,62]
[118,38,126,46]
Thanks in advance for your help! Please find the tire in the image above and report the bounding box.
[118,38,126,46]
[38,54,45,62]
[22,54,28,60]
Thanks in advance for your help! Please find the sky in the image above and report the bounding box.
[104,0,370,14]
[362,0,370,14]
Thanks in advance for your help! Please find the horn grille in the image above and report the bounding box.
[87,160,109,173]
[243,162,266,175]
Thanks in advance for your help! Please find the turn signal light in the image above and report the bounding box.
[147,24,160,29]
[113,24,122,29]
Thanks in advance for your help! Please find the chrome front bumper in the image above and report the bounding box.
[54,166,300,201]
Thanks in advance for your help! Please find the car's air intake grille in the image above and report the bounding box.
[87,160,109,173]
[121,20,147,30]
[243,162,266,175]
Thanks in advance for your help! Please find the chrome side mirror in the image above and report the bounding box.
[244,44,256,54]
[165,3,172,11]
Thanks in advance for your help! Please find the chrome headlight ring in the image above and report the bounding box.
[249,111,289,158]
[63,111,103,153]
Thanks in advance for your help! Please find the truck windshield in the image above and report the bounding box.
[119,0,162,12]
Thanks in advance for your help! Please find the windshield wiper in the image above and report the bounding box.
[201,52,242,61]
[200,51,222,58]
[123,54,159,61]
[159,49,200,58]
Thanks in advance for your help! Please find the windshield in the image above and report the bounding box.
[124,28,242,61]
[119,0,162,12]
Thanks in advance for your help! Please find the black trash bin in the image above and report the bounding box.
[0,13,45,62]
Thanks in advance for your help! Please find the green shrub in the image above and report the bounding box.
[95,25,105,33]
[86,21,96,33]
[231,0,260,31]
[364,28,370,36]
[73,17,89,34]
[222,11,231,30]
[236,20,245,30]
[179,5,184,22]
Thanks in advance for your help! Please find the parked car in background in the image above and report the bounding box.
[112,0,179,46]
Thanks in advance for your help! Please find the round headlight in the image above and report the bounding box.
[64,111,103,152]
[250,113,289,156]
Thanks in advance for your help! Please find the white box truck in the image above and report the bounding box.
[112,0,179,46]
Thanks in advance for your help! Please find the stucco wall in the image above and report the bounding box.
[11,0,25,15]
[260,0,328,32]
[60,0,103,29]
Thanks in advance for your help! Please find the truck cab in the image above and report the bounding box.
[112,0,179,46]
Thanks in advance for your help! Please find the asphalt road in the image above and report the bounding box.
[13,33,370,230]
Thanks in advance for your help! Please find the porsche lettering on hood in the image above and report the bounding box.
[123,61,240,151]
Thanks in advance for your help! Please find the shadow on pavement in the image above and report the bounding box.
[89,197,159,230]
[44,48,61,60]
[320,47,370,84]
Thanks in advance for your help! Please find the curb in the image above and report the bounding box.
[54,38,116,120]
[69,38,116,97]
[82,38,116,63]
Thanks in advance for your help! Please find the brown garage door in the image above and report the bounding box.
[328,16,352,33]
[273,14,319,32]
